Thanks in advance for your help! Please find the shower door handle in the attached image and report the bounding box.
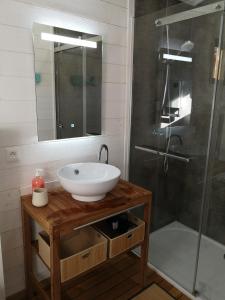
[135,145,191,163]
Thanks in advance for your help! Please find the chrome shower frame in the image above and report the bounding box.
[155,1,224,26]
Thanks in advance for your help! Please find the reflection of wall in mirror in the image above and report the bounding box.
[86,43,102,136]
[33,24,56,141]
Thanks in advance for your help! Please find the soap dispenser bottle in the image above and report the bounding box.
[32,169,45,190]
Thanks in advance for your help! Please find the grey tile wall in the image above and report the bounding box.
[130,0,225,245]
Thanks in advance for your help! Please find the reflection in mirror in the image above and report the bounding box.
[159,47,192,129]
[33,23,102,141]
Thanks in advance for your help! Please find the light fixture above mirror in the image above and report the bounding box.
[41,32,97,48]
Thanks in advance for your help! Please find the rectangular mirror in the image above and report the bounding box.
[33,23,102,141]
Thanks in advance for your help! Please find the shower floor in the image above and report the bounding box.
[149,222,225,300]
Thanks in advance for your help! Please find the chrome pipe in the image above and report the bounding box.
[155,1,224,27]
[135,146,158,155]
[135,145,191,163]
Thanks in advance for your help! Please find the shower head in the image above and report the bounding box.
[180,40,194,52]
[179,0,205,6]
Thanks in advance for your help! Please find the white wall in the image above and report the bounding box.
[0,0,130,296]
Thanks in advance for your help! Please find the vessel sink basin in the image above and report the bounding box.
[57,162,121,202]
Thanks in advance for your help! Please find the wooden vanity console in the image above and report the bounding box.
[21,179,152,300]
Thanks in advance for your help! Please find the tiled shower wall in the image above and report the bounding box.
[0,0,131,296]
[131,0,225,246]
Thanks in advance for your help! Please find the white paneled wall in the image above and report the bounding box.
[0,0,130,296]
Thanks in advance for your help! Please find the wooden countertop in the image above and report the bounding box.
[21,179,152,235]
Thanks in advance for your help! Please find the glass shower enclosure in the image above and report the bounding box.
[129,1,225,299]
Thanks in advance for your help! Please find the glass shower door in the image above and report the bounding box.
[130,1,225,296]
[195,9,225,300]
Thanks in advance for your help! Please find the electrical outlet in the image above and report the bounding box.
[6,148,19,162]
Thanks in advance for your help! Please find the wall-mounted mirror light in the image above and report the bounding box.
[41,32,98,48]
[33,23,102,142]
[163,53,192,63]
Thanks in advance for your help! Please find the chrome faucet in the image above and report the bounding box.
[99,144,109,164]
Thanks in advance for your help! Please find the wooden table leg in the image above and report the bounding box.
[21,207,33,299]
[50,228,61,300]
[140,200,151,287]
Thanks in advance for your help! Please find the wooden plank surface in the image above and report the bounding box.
[21,180,152,234]
[7,253,191,300]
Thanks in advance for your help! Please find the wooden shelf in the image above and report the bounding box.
[32,253,147,300]
[8,254,192,299]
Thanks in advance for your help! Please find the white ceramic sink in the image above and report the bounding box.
[57,162,121,202]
